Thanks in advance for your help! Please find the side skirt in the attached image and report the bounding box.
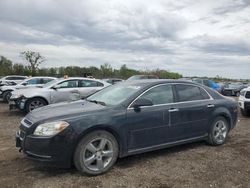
[123,134,208,157]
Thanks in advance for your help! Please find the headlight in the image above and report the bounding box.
[33,121,69,136]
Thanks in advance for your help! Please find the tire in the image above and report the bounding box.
[236,92,240,97]
[25,98,47,113]
[74,130,119,176]
[207,116,229,146]
[2,90,12,103]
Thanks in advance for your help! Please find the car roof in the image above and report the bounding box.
[124,79,202,86]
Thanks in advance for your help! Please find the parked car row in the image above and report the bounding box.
[0,76,56,102]
[8,77,110,112]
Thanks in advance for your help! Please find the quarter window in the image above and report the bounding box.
[137,84,174,105]
[176,84,209,102]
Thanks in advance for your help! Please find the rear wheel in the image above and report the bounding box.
[74,130,119,176]
[3,90,12,103]
[207,117,229,145]
[25,98,47,113]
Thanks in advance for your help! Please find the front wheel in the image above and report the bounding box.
[25,98,47,113]
[74,130,119,176]
[3,91,12,103]
[207,117,229,146]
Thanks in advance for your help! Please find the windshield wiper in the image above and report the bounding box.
[87,99,106,106]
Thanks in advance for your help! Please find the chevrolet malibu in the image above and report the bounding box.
[16,80,238,175]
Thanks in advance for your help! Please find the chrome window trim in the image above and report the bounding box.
[127,83,214,110]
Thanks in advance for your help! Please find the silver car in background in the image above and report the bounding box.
[9,77,110,112]
[0,76,56,102]
[0,75,28,86]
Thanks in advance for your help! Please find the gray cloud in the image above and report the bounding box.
[0,0,249,79]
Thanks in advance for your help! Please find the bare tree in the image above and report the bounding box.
[20,51,45,75]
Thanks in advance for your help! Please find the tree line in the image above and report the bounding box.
[0,52,182,79]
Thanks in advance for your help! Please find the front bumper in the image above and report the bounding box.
[16,125,75,168]
[9,97,27,111]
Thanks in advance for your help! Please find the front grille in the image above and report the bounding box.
[224,90,233,95]
[19,130,25,140]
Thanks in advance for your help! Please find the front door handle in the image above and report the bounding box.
[169,108,179,112]
[207,104,215,108]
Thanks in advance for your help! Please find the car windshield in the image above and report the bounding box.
[87,83,143,106]
[42,78,61,88]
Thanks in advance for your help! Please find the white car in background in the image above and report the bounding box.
[9,77,110,112]
[238,87,250,116]
[0,76,56,102]
[0,75,27,86]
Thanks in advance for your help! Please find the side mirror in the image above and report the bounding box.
[52,85,61,90]
[22,82,28,86]
[132,98,153,109]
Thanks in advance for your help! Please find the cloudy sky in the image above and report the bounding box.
[0,0,250,78]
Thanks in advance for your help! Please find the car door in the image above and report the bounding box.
[78,79,104,99]
[50,79,80,103]
[169,84,214,140]
[126,84,175,150]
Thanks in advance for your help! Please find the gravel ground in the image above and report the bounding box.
[0,100,250,188]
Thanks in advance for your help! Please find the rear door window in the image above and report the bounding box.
[57,80,78,88]
[79,80,104,87]
[175,84,209,102]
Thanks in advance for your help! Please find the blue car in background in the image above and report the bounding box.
[192,78,221,93]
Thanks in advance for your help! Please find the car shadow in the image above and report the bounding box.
[116,141,207,169]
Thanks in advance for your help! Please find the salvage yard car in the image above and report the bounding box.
[0,75,27,86]
[10,77,110,112]
[0,76,56,102]
[222,83,246,97]
[238,87,250,116]
[16,80,238,175]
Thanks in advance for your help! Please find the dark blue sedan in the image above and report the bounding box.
[16,80,238,175]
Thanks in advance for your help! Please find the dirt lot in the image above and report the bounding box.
[0,100,250,188]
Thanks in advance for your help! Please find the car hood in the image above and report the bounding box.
[12,87,48,97]
[1,85,16,91]
[26,100,107,123]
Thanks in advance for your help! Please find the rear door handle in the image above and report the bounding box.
[207,104,215,108]
[169,108,179,112]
